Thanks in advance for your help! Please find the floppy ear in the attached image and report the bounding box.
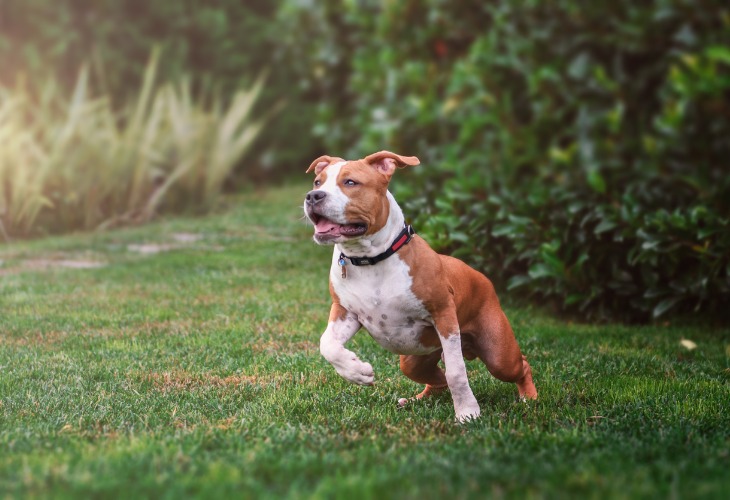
[306,155,344,175]
[363,150,420,178]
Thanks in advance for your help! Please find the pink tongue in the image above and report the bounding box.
[315,218,342,234]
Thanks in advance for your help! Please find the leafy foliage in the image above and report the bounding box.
[0,0,315,173]
[0,51,269,238]
[281,0,730,321]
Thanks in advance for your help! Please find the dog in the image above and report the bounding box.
[304,150,537,421]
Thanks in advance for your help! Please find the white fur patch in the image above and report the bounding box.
[320,316,374,385]
[331,251,436,355]
[439,334,481,422]
[315,161,351,224]
[327,190,436,355]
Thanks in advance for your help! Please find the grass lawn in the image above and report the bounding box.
[1,184,729,499]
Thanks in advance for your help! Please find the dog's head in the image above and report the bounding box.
[304,151,420,244]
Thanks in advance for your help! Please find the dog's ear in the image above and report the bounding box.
[306,155,344,175]
[364,151,420,178]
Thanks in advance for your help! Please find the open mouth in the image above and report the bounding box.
[309,214,367,239]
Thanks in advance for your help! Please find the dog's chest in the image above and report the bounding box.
[330,253,436,355]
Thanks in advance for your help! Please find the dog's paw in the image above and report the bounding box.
[454,395,481,423]
[455,405,481,423]
[336,359,374,386]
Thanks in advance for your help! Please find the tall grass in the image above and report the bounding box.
[0,49,272,239]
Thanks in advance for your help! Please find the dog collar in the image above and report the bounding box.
[338,224,414,278]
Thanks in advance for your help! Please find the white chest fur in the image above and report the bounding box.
[330,251,436,355]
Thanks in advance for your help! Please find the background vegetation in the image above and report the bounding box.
[0,52,269,237]
[0,0,312,171]
[281,1,730,322]
[1,0,729,320]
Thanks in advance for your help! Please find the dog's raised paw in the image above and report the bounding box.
[336,360,374,386]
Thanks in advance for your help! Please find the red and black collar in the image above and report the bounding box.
[339,224,415,268]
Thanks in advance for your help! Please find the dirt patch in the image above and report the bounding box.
[0,330,70,347]
[2,319,199,349]
[137,369,288,393]
[0,253,107,275]
[171,232,203,243]
[24,258,106,270]
[126,233,221,254]
[0,233,217,274]
[126,243,180,254]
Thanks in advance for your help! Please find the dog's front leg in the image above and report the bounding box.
[433,309,481,422]
[320,304,374,386]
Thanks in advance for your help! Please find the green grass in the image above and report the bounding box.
[1,184,729,499]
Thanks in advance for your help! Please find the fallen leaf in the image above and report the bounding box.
[680,339,697,351]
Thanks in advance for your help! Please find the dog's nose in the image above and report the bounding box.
[306,190,327,205]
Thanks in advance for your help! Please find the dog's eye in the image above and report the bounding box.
[314,179,321,187]
[343,179,358,187]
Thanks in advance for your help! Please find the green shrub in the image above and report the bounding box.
[281,1,730,321]
[0,51,269,238]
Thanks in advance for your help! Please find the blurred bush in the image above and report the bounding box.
[0,0,317,176]
[2,0,727,320]
[281,1,730,321]
[0,51,268,238]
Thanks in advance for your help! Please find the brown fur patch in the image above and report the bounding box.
[396,235,508,339]
[397,234,531,387]
[307,155,344,174]
[314,167,328,188]
[336,161,391,235]
[418,325,442,349]
[328,281,349,322]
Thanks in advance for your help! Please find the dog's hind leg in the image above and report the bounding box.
[515,355,538,400]
[471,309,538,400]
[397,351,449,406]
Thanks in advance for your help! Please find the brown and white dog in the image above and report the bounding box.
[304,151,537,422]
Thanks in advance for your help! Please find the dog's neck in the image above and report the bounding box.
[336,191,405,258]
